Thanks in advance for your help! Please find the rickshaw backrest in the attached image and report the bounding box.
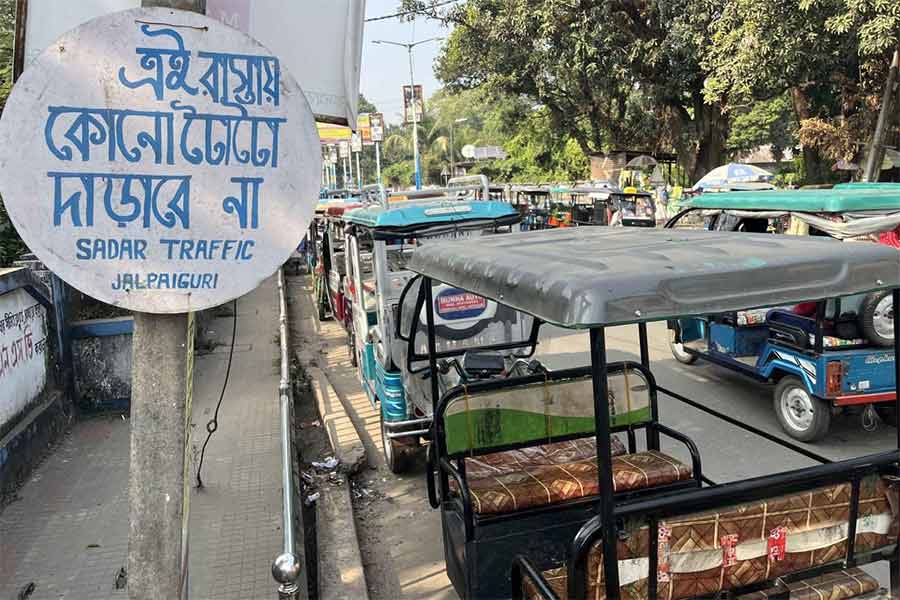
[438,362,654,457]
[570,473,899,600]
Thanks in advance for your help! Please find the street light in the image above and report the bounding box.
[449,117,468,179]
[372,37,443,190]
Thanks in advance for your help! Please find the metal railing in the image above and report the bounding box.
[271,268,302,599]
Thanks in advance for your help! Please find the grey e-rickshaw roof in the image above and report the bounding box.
[407,227,900,328]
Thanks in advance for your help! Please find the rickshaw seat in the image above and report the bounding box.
[520,474,898,600]
[441,364,697,516]
[525,566,882,600]
[461,446,692,515]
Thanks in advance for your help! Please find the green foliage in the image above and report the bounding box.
[0,0,22,267]
[726,95,797,160]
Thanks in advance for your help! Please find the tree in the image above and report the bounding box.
[703,0,900,182]
[0,0,24,266]
[413,0,730,181]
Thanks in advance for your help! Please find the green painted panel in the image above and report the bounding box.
[444,406,652,455]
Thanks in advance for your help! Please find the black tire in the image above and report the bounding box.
[859,290,894,347]
[773,376,831,442]
[381,411,408,474]
[668,327,698,365]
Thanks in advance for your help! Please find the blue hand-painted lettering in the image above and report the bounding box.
[222,177,263,229]
[50,172,191,229]
[118,25,199,101]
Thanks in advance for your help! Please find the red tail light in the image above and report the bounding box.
[826,361,843,396]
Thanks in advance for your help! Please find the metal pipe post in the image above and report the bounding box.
[588,328,620,599]
[272,268,302,599]
[356,151,362,188]
[127,5,202,600]
[375,141,382,184]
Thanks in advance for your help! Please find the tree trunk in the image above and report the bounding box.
[790,86,829,184]
[688,102,728,183]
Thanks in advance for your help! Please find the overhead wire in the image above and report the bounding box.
[364,0,462,22]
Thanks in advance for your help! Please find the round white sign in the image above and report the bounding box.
[0,8,320,313]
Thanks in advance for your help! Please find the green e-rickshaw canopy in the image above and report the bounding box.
[407,227,900,328]
[687,183,900,213]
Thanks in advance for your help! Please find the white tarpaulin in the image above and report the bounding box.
[22,0,365,126]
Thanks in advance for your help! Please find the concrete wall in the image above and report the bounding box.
[72,318,133,411]
[0,288,50,439]
[0,268,71,500]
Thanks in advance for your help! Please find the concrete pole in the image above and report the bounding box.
[130,6,200,600]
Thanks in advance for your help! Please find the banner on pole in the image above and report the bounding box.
[370,113,385,142]
[339,141,351,159]
[402,85,425,125]
[357,114,373,145]
[351,132,363,153]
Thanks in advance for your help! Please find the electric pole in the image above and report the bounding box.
[372,37,443,190]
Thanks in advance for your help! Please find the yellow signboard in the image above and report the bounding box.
[318,123,352,144]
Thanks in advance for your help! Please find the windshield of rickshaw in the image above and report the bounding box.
[399,275,538,359]
[406,227,900,329]
[615,193,655,218]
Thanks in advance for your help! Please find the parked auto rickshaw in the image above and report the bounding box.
[342,184,523,472]
[666,184,899,441]
[507,184,552,230]
[401,226,900,600]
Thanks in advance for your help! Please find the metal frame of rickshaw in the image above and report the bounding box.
[663,190,900,441]
[400,227,900,600]
[507,184,553,230]
[342,182,522,472]
[316,184,387,323]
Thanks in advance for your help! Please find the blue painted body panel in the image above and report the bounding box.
[679,317,896,400]
[361,342,406,420]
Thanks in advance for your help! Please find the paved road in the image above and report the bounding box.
[306,299,896,600]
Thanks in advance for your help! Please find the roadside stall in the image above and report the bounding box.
[400,226,900,600]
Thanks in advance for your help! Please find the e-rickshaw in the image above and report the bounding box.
[342,187,523,472]
[608,187,657,228]
[666,184,900,441]
[508,185,553,230]
[401,226,900,600]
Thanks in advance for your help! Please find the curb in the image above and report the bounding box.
[287,275,370,600]
[307,365,367,476]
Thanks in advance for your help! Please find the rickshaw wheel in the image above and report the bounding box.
[381,413,408,474]
[668,329,697,365]
[773,377,831,442]
[859,290,893,347]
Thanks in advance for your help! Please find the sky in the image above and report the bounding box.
[361,0,453,124]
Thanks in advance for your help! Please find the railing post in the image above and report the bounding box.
[272,268,302,598]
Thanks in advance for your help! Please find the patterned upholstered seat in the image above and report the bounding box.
[526,567,882,600]
[523,476,898,600]
[455,437,692,515]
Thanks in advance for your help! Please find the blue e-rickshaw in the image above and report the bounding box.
[342,180,527,472]
[666,183,900,441]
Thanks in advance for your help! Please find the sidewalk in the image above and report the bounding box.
[0,276,289,600]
